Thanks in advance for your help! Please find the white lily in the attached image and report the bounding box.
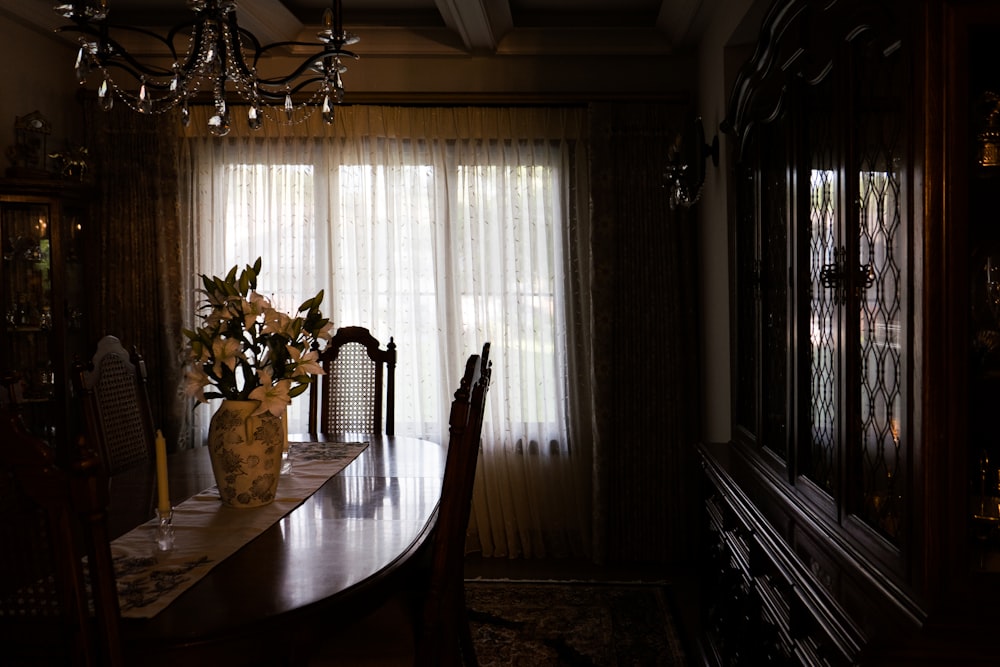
[248,369,293,416]
[289,345,324,376]
[182,366,211,403]
[212,337,244,378]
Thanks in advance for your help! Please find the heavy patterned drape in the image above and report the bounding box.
[82,101,187,450]
[588,102,701,565]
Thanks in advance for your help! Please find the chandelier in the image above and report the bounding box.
[54,0,360,136]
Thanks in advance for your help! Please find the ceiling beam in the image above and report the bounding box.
[229,0,304,45]
[0,3,63,36]
[433,0,512,54]
[656,0,711,49]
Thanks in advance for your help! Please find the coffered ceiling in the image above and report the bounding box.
[6,0,719,57]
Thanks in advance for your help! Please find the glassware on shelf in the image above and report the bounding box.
[16,294,30,327]
[986,255,1000,326]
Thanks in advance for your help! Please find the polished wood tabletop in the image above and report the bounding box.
[108,434,446,665]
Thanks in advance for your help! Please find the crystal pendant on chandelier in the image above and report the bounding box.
[138,81,153,114]
[322,94,335,125]
[98,76,113,111]
[74,46,90,84]
[333,69,345,104]
[248,103,263,131]
[208,100,231,138]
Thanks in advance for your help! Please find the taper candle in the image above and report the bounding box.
[155,429,170,515]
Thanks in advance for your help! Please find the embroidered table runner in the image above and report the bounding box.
[111,440,368,619]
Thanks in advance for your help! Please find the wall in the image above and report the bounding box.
[696,0,770,444]
[0,12,82,166]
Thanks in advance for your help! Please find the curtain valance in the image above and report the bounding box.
[180,104,586,140]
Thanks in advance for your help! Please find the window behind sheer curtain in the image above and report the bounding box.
[181,107,591,558]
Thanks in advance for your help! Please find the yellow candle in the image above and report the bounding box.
[155,429,171,516]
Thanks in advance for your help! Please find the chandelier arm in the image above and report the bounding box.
[59,19,181,60]
[253,49,358,90]
[164,19,200,47]
[256,42,359,60]
[254,76,335,101]
[95,63,177,92]
[223,12,261,87]
[173,19,211,88]
[57,24,180,79]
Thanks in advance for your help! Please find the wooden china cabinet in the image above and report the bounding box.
[0,177,90,448]
[698,0,1000,664]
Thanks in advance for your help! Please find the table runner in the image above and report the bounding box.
[111,440,368,619]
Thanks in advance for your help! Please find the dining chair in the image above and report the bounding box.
[301,342,492,667]
[308,326,397,436]
[0,406,124,667]
[72,335,157,476]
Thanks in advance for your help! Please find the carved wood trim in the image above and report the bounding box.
[721,0,902,158]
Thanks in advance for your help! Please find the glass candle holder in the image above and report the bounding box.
[155,508,175,552]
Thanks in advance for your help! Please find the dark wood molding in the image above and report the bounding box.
[721,0,903,157]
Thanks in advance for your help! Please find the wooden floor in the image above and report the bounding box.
[463,554,703,662]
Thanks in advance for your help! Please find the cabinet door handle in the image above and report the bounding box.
[819,246,874,304]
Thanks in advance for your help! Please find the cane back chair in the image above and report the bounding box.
[72,335,157,477]
[308,326,397,436]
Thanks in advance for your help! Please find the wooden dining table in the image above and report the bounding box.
[106,434,446,665]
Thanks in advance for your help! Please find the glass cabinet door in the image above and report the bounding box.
[1,200,56,434]
[0,185,88,445]
[794,38,908,545]
[728,0,911,568]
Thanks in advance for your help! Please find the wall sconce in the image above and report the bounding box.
[664,117,719,210]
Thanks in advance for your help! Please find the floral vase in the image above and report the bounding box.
[207,399,284,508]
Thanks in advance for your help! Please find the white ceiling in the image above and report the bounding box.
[7,0,719,57]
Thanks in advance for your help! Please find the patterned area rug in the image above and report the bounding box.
[465,580,688,666]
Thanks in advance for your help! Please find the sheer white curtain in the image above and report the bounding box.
[179,106,592,559]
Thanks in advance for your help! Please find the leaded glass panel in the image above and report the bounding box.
[806,84,840,496]
[854,45,905,542]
